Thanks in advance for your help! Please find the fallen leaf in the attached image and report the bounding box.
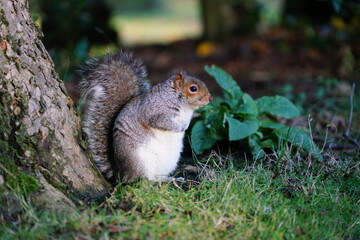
[106,224,133,233]
[296,227,306,235]
[0,40,7,51]
[318,210,329,216]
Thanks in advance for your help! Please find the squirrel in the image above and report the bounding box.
[78,50,212,183]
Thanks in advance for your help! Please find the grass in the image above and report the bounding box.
[1,151,359,239]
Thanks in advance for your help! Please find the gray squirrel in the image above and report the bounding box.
[78,50,212,183]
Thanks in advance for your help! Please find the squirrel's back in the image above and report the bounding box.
[78,51,150,180]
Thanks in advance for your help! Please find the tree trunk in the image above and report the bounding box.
[0,0,111,210]
[200,0,261,41]
[200,0,233,42]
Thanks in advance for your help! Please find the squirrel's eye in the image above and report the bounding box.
[189,85,198,92]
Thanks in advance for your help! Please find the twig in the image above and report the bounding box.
[344,83,360,148]
[320,125,330,153]
[0,162,16,178]
[307,114,316,154]
[326,143,358,151]
[345,83,355,136]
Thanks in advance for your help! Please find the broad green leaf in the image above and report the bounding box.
[259,120,284,129]
[260,139,274,148]
[235,93,258,115]
[205,65,242,100]
[235,103,256,115]
[255,131,263,139]
[225,116,258,141]
[218,100,234,110]
[191,121,216,154]
[248,136,265,159]
[275,127,323,160]
[243,93,256,106]
[204,111,227,141]
[256,95,300,119]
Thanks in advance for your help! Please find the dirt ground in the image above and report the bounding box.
[127,31,358,101]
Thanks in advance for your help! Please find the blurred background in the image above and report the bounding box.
[29,0,359,113]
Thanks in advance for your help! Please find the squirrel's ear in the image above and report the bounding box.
[173,73,184,90]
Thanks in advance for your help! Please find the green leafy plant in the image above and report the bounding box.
[277,83,306,114]
[191,65,322,160]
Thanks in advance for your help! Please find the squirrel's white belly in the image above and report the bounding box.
[136,129,184,181]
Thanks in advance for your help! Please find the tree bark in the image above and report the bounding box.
[200,0,234,42]
[200,0,261,41]
[0,0,111,209]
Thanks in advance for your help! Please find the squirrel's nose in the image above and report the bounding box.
[208,95,213,102]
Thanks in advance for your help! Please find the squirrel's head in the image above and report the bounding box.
[172,72,212,109]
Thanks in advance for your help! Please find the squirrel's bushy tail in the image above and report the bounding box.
[78,50,150,180]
